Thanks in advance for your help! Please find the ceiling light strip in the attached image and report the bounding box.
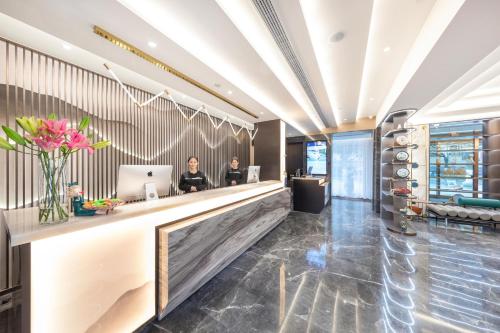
[356,0,377,120]
[93,25,258,119]
[299,1,341,126]
[252,0,326,126]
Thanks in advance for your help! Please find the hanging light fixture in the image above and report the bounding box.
[104,63,257,139]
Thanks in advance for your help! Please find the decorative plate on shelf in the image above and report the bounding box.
[395,151,409,161]
[396,168,410,178]
[396,135,408,145]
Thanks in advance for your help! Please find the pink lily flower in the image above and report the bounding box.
[40,119,69,137]
[65,129,94,154]
[33,135,65,152]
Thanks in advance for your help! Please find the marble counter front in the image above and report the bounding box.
[158,188,290,319]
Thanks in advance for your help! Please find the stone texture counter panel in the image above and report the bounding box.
[158,189,290,319]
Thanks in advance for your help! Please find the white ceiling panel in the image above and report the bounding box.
[300,0,373,125]
[0,0,498,134]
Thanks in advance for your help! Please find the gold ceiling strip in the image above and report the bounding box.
[93,25,258,119]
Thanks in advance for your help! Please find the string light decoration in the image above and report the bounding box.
[229,122,244,136]
[245,125,259,140]
[104,63,258,139]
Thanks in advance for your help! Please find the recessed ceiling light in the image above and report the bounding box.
[148,41,157,48]
[227,90,233,95]
[383,46,391,53]
[260,111,264,115]
[62,43,71,50]
[329,31,345,43]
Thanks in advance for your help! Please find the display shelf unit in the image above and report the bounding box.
[382,177,417,181]
[381,109,415,123]
[382,161,414,165]
[380,108,418,236]
[431,131,488,139]
[430,163,490,166]
[383,128,416,138]
[372,127,381,213]
[382,144,418,151]
[429,149,491,152]
[381,190,417,199]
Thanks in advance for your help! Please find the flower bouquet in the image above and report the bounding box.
[0,114,110,224]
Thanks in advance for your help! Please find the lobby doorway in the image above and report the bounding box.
[331,131,373,200]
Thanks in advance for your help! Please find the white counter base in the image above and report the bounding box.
[2,181,286,333]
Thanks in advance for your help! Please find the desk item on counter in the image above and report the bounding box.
[83,198,124,214]
[73,196,96,216]
[68,182,96,216]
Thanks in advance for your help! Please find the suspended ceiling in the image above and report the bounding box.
[0,0,499,136]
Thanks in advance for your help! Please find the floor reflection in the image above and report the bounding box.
[382,235,416,333]
[145,199,500,333]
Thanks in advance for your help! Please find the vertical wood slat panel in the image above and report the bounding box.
[5,42,10,210]
[0,39,250,209]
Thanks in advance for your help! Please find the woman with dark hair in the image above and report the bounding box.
[225,156,244,186]
[178,156,208,193]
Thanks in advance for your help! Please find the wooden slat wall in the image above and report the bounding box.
[0,39,250,210]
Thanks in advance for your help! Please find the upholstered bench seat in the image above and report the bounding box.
[428,204,498,220]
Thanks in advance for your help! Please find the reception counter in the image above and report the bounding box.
[292,177,330,214]
[2,180,290,333]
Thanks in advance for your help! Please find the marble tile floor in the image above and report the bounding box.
[144,199,500,333]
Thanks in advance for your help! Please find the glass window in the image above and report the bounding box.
[429,121,484,202]
[331,131,373,199]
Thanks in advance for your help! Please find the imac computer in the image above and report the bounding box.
[247,166,260,184]
[116,165,173,202]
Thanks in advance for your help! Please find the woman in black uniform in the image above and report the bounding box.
[178,156,208,193]
[225,156,244,186]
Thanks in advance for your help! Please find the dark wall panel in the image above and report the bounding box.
[254,120,281,181]
[286,142,303,175]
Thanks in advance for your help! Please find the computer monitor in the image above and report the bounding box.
[247,166,260,184]
[116,165,173,202]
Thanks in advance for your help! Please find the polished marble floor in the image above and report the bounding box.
[145,199,500,333]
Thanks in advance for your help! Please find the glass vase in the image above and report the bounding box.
[38,155,69,224]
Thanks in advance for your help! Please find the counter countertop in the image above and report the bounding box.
[292,177,327,185]
[2,180,283,246]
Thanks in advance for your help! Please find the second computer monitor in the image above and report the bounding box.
[247,165,260,184]
[116,165,173,202]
